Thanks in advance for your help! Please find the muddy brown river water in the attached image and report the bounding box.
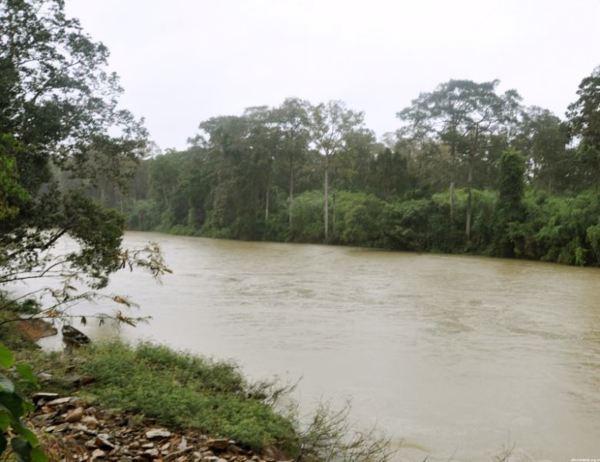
[29,232,600,461]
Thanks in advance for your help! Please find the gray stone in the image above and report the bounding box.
[146,428,172,439]
[91,449,106,461]
[32,392,59,403]
[47,396,73,406]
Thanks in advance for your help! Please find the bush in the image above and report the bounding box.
[331,192,386,246]
[289,191,325,242]
[0,342,46,462]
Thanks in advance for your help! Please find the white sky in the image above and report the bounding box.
[66,0,600,151]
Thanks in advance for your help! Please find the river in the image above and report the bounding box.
[32,232,600,461]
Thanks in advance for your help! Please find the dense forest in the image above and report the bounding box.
[2,0,600,460]
[86,71,600,266]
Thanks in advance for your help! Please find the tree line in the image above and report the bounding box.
[86,69,600,266]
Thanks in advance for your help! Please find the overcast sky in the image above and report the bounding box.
[66,0,599,151]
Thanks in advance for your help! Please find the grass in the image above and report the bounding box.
[33,341,299,454]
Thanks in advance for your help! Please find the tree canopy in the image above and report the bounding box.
[0,0,166,322]
[100,67,600,267]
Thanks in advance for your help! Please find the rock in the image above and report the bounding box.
[143,448,160,457]
[207,439,229,451]
[65,406,84,423]
[62,324,91,346]
[82,415,100,428]
[146,428,172,439]
[227,445,243,454]
[38,372,53,382]
[32,392,59,404]
[91,449,106,461]
[178,437,188,451]
[47,396,73,406]
[95,434,116,450]
[53,422,69,432]
[165,448,193,461]
[86,438,98,449]
[262,447,287,461]
[70,423,98,435]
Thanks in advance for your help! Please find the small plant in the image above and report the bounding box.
[0,342,46,462]
[297,401,395,462]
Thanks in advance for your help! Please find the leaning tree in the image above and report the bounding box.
[0,0,168,329]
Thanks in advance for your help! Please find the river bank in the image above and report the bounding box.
[21,342,303,461]
[0,302,298,459]
[28,392,287,462]
[1,300,393,462]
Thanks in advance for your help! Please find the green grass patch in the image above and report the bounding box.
[35,342,299,454]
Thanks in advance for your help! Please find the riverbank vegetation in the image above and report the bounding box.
[17,339,392,461]
[31,342,300,453]
[84,69,600,266]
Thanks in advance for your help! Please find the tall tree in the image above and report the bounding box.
[272,98,311,229]
[567,66,600,191]
[398,79,522,240]
[309,101,365,240]
[494,149,526,257]
[515,107,570,192]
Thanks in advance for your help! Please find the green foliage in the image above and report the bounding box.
[493,149,526,257]
[586,224,600,264]
[49,342,299,453]
[288,191,325,242]
[332,192,386,246]
[0,0,171,333]
[76,70,600,268]
[567,67,600,190]
[0,342,46,462]
[0,135,29,222]
[515,191,600,265]
[0,0,149,289]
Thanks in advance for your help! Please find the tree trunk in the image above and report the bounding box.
[449,181,455,221]
[332,190,336,239]
[265,157,273,224]
[465,163,472,241]
[265,188,270,222]
[324,155,329,241]
[288,155,294,229]
[449,142,456,221]
[465,126,479,241]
